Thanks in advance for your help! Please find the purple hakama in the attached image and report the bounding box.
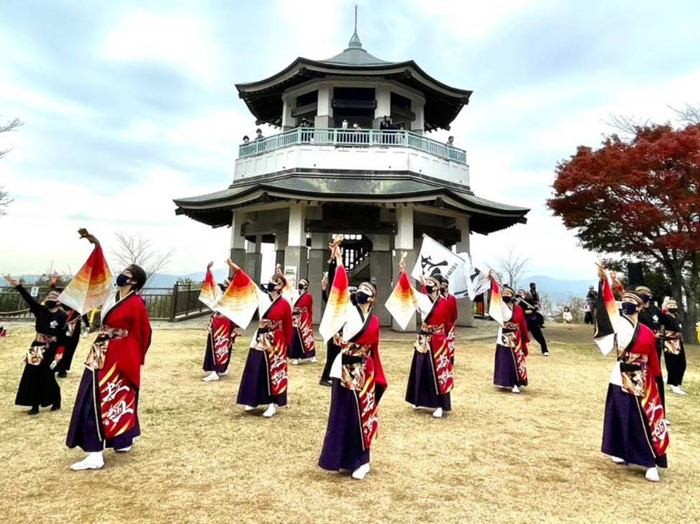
[493,344,527,388]
[236,349,288,407]
[66,369,141,452]
[318,379,370,472]
[601,383,668,468]
[405,351,451,410]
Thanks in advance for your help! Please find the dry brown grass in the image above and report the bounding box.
[0,323,698,524]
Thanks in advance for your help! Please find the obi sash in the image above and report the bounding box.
[617,349,669,457]
[414,323,454,395]
[254,319,288,396]
[339,343,378,450]
[26,333,56,366]
[663,331,682,355]
[210,313,237,368]
[293,306,316,355]
[85,326,129,370]
[502,322,527,384]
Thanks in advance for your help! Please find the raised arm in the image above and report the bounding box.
[5,276,42,316]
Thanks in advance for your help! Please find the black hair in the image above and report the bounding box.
[127,264,148,291]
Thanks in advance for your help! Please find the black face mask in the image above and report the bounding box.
[641,294,651,304]
[45,300,58,309]
[425,285,436,295]
[668,308,678,315]
[298,284,306,291]
[503,296,513,304]
[265,282,277,293]
[116,274,131,287]
[355,291,370,304]
[622,302,638,315]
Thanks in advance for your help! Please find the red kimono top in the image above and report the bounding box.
[100,290,152,388]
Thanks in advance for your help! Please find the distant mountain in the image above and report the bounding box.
[145,269,229,289]
[524,275,596,306]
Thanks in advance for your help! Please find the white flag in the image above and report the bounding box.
[411,235,464,284]
[466,256,491,300]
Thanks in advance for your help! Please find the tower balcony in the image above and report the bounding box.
[235,128,469,186]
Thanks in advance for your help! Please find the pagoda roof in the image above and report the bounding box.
[235,30,472,131]
[173,173,528,235]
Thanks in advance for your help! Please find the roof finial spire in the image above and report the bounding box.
[348,3,363,49]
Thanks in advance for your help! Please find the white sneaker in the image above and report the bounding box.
[670,385,687,396]
[310,356,318,363]
[244,405,256,412]
[611,456,627,465]
[543,352,550,357]
[202,372,220,382]
[262,403,277,418]
[432,407,443,418]
[291,359,299,365]
[115,446,132,453]
[70,452,104,471]
[351,463,371,480]
[512,386,521,394]
[645,467,660,482]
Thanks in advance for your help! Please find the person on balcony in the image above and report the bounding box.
[288,278,317,365]
[446,136,455,147]
[3,276,67,416]
[255,128,264,141]
[242,135,250,144]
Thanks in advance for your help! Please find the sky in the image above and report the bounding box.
[1,0,700,281]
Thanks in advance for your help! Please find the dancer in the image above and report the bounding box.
[4,276,66,415]
[200,263,239,382]
[401,271,454,418]
[488,274,529,393]
[289,278,317,365]
[65,230,152,471]
[227,259,293,418]
[517,289,549,356]
[663,299,687,396]
[596,268,669,482]
[318,242,387,480]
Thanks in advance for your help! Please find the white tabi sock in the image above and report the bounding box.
[351,463,371,480]
[262,403,277,418]
[244,405,256,412]
[202,371,220,382]
[115,446,132,453]
[310,356,318,363]
[611,456,627,465]
[432,407,444,418]
[645,467,660,482]
[511,385,521,394]
[70,452,104,471]
[291,359,299,365]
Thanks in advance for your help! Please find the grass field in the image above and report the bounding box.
[0,323,698,523]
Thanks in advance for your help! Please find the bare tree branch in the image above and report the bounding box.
[603,114,651,139]
[0,117,23,160]
[111,231,175,285]
[0,186,12,217]
[668,102,700,125]
[496,246,530,289]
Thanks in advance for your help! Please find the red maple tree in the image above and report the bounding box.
[548,123,700,338]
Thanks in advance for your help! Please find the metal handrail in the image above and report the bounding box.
[239,128,467,164]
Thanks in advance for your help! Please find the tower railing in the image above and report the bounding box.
[239,128,467,164]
